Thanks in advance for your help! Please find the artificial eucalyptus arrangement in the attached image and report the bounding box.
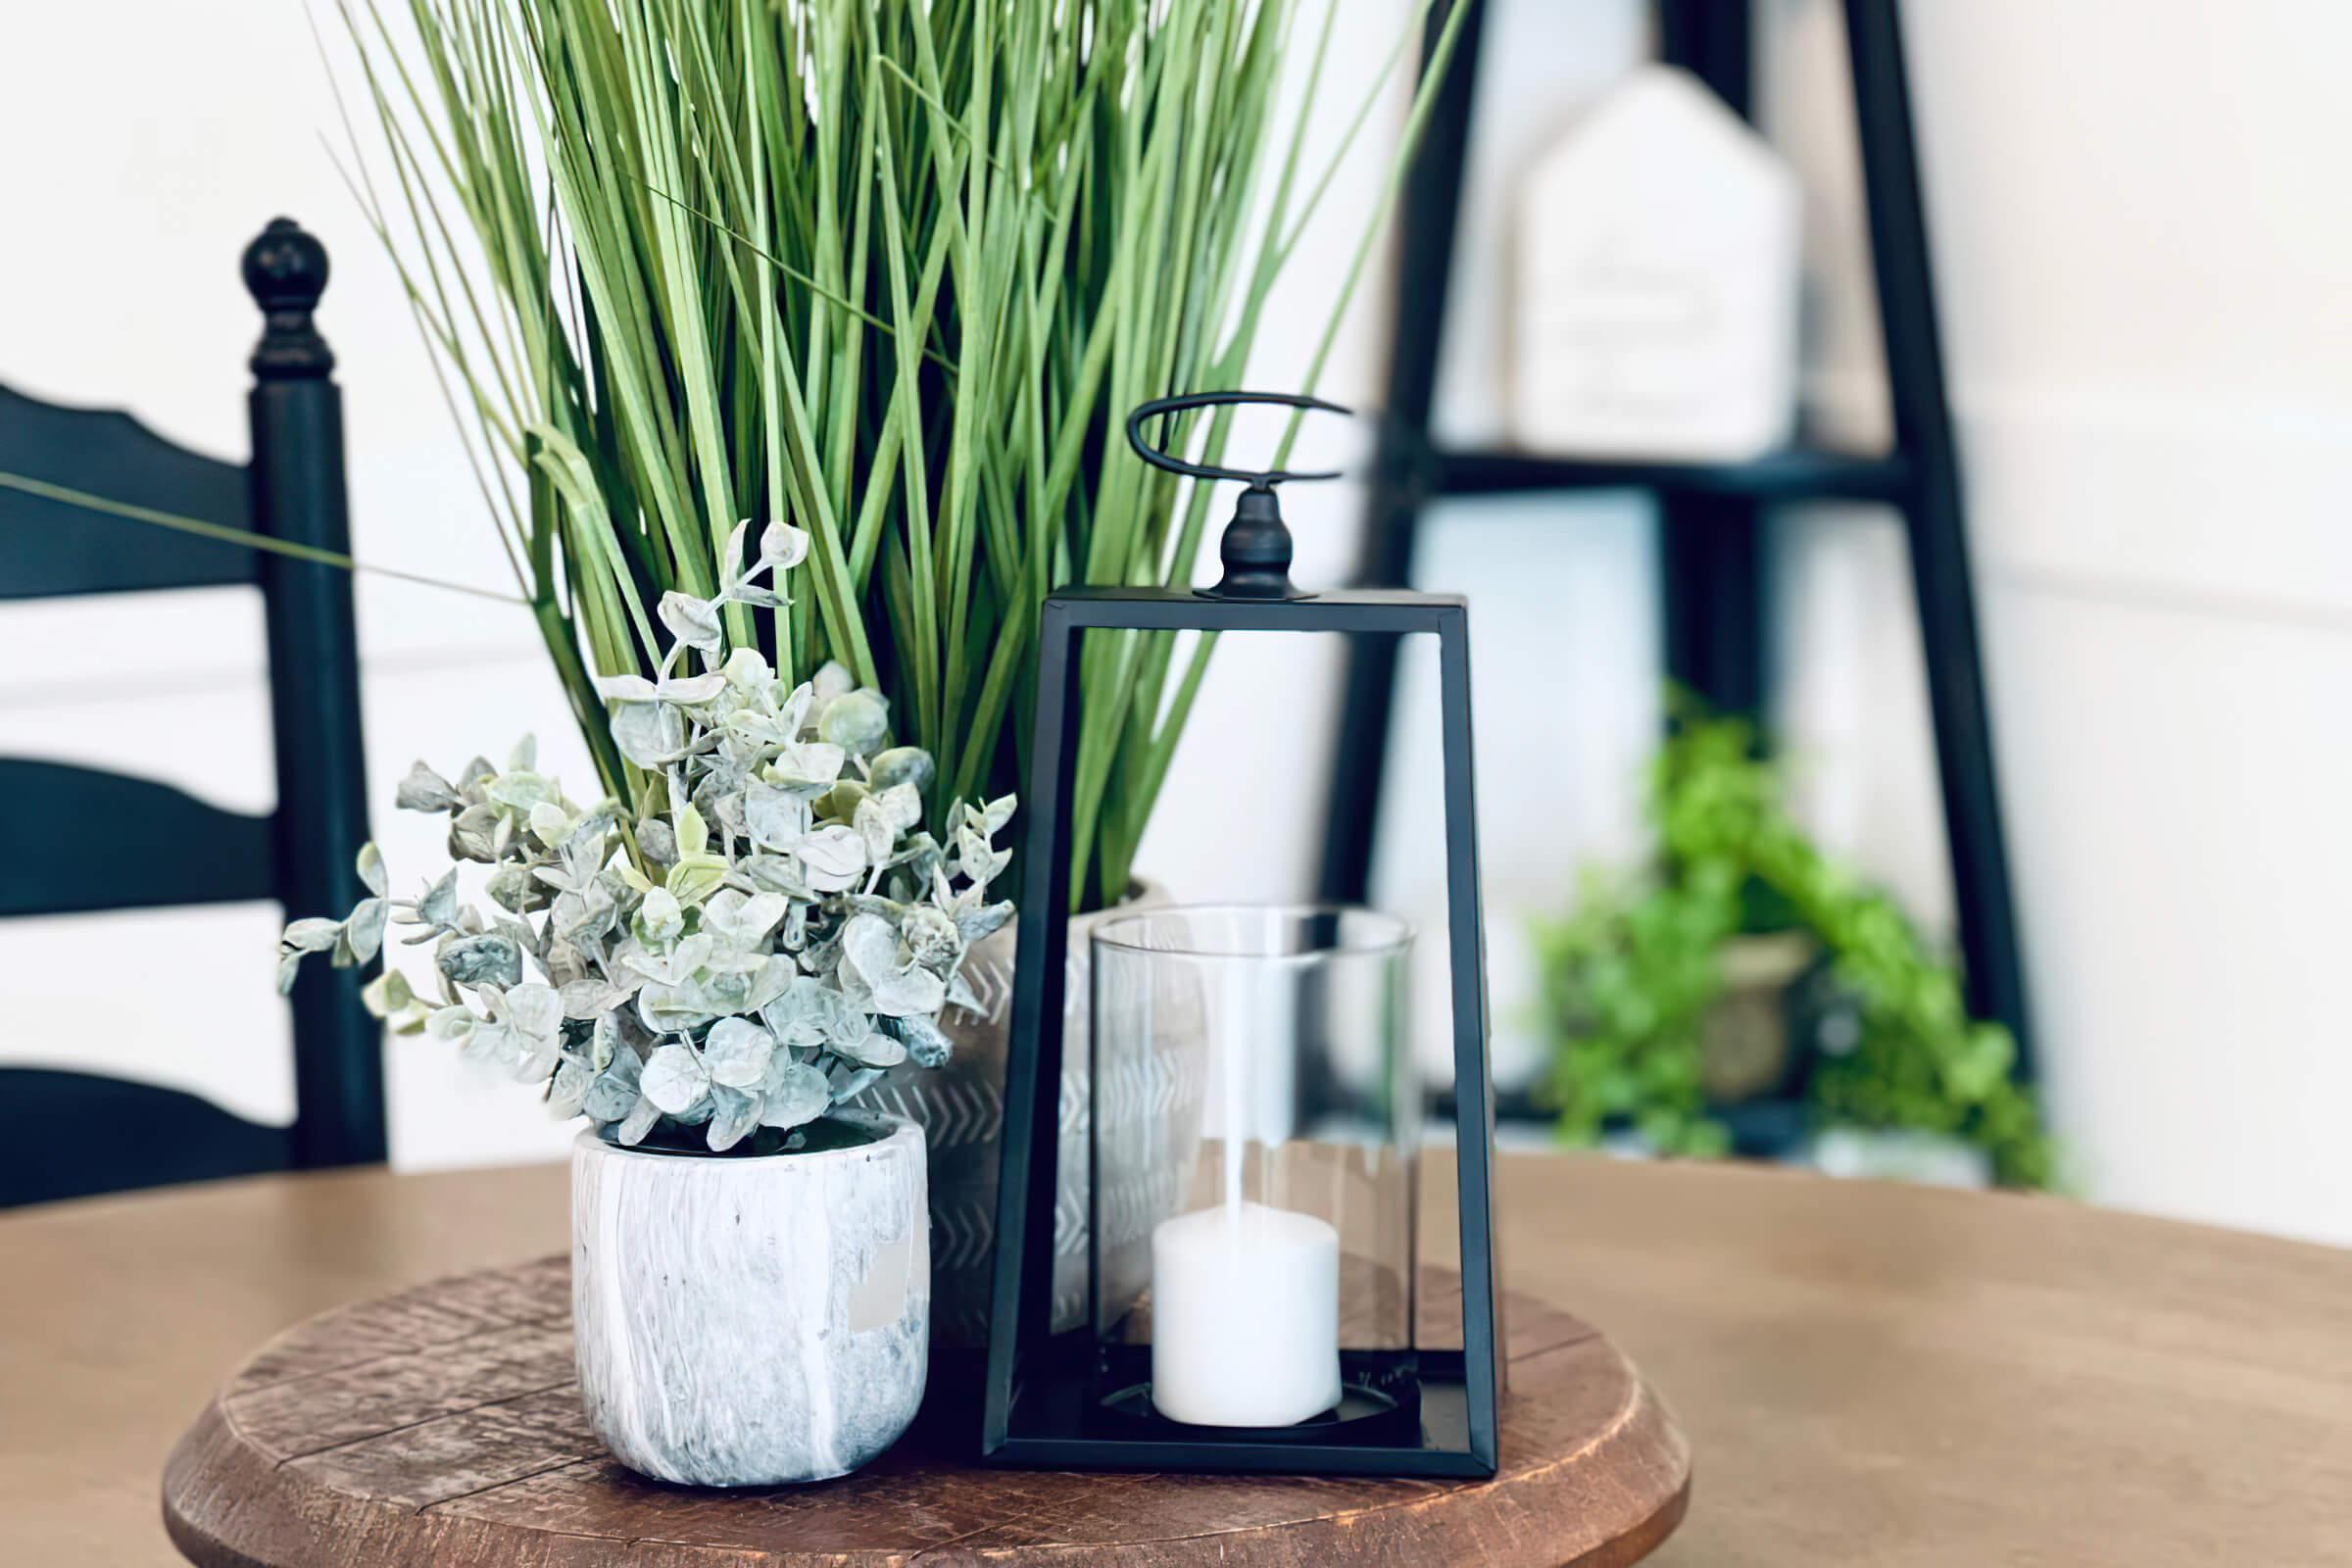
[1536,706,2054,1189]
[278,526,1014,1152]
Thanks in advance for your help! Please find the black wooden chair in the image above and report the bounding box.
[0,218,385,1206]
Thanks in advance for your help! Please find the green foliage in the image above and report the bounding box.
[1535,706,2054,1188]
[281,540,1018,1153]
[334,0,1469,909]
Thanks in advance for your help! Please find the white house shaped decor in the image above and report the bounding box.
[1512,64,1801,462]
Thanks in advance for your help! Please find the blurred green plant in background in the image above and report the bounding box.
[1534,703,2054,1189]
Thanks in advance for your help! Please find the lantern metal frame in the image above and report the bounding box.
[980,396,1502,1478]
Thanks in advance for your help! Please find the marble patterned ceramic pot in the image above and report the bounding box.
[862,881,1198,1347]
[569,1113,928,1487]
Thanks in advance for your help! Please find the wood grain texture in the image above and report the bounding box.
[161,1260,1687,1567]
[5,1154,2351,1562]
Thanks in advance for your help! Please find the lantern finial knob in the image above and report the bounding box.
[1125,391,1349,600]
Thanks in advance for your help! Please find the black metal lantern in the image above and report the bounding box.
[981,391,1501,1478]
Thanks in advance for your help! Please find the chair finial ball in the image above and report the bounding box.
[242,218,330,313]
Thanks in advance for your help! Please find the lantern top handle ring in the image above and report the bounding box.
[1124,390,1352,492]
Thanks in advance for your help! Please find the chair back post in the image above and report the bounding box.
[243,218,386,1169]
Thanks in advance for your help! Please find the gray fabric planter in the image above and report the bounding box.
[570,1114,928,1486]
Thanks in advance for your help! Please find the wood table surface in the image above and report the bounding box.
[7,1152,2350,1565]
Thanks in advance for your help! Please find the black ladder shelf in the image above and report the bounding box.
[1316,0,2036,1090]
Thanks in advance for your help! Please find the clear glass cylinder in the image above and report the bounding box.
[1089,905,1417,1431]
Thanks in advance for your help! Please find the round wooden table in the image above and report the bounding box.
[7,1154,2350,1565]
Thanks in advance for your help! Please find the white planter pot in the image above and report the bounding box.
[569,1114,929,1486]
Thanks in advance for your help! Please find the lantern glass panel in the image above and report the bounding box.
[1090,906,1417,1432]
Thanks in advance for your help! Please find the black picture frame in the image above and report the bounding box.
[980,585,1501,1477]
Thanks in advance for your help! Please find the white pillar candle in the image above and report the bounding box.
[1149,1200,1342,1427]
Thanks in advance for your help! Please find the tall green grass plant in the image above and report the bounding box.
[334,0,1465,907]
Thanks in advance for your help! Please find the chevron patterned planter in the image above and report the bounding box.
[865,882,1191,1347]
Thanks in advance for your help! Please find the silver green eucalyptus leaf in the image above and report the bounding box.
[867,747,934,796]
[337,899,387,967]
[593,673,659,703]
[815,689,888,757]
[808,659,854,710]
[836,1030,907,1069]
[764,741,845,798]
[448,802,500,862]
[891,1013,954,1069]
[416,868,462,932]
[281,917,341,955]
[541,939,590,990]
[633,887,685,948]
[706,1083,761,1151]
[361,969,428,1032]
[548,1058,596,1118]
[736,853,813,900]
[658,590,723,654]
[760,520,809,569]
[813,779,868,823]
[853,795,896,863]
[611,700,688,767]
[796,824,867,893]
[899,905,961,971]
[460,1017,522,1074]
[875,781,923,833]
[636,982,716,1036]
[702,1016,776,1089]
[956,900,1015,945]
[527,801,573,849]
[614,1094,662,1146]
[743,781,813,849]
[356,843,388,898]
[759,976,840,1050]
[657,671,729,706]
[427,1004,477,1043]
[560,977,632,1020]
[487,863,553,914]
[588,1011,624,1072]
[396,761,462,812]
[619,932,711,987]
[439,933,523,989]
[507,982,564,1042]
[582,1050,643,1122]
[838,911,948,1017]
[981,795,1017,836]
[636,819,678,867]
[484,770,558,816]
[641,1042,710,1115]
[722,646,772,689]
[758,1059,831,1130]
[716,517,755,588]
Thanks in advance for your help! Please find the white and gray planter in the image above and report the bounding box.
[569,1113,929,1487]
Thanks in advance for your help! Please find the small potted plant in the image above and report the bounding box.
[280,526,1012,1486]
[1534,706,2053,1189]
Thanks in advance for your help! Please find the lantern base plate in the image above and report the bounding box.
[1096,1374,1413,1444]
